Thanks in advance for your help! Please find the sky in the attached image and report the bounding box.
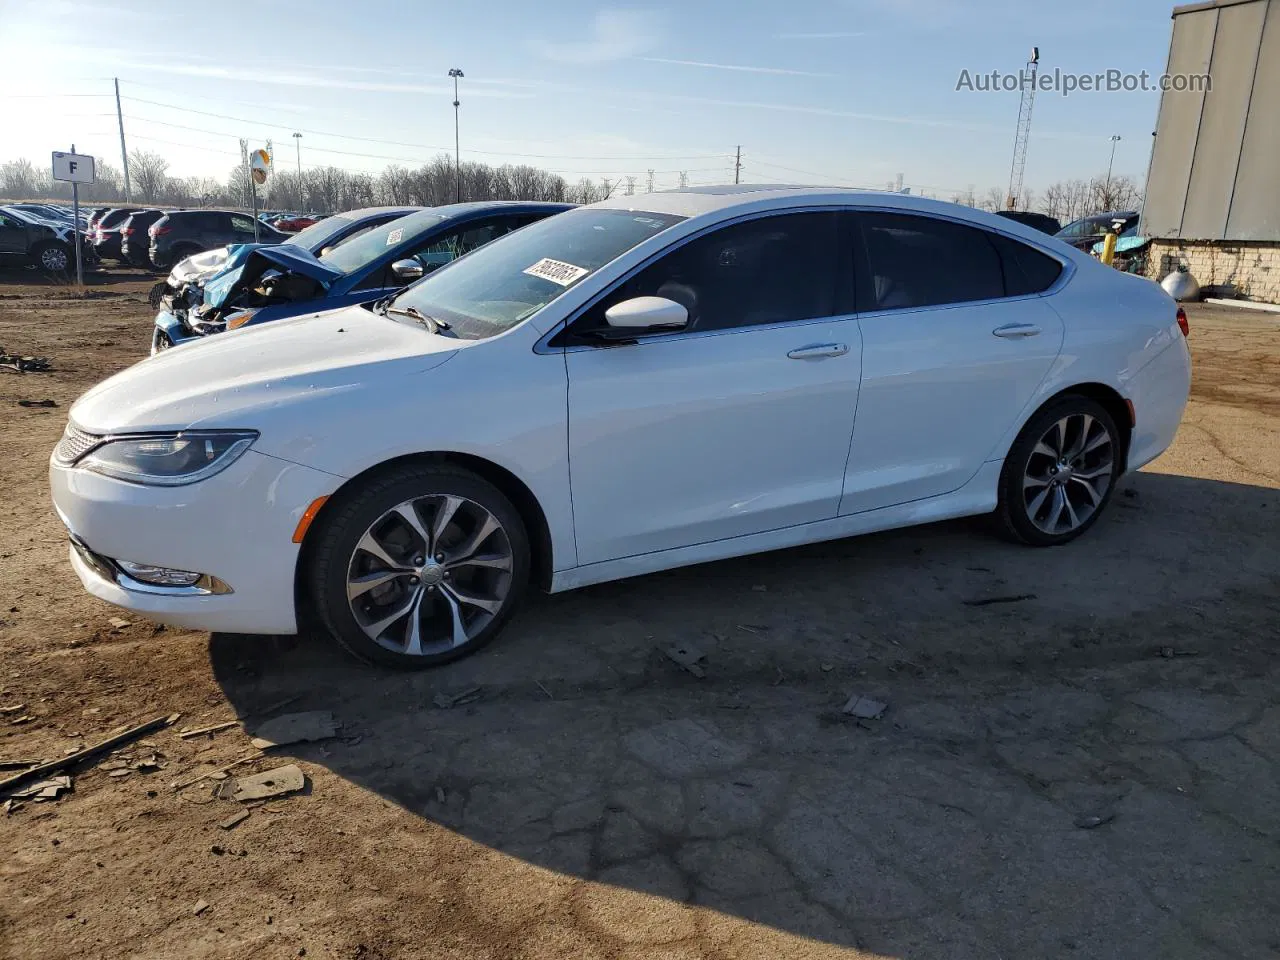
[0,0,1179,198]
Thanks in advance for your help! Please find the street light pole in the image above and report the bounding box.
[1105,134,1121,202]
[449,68,464,203]
[292,133,302,208]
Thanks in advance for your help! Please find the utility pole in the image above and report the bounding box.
[646,169,655,193]
[1105,135,1121,204]
[292,132,302,177]
[114,78,131,203]
[449,68,464,203]
[624,175,636,196]
[679,171,688,188]
[734,145,741,184]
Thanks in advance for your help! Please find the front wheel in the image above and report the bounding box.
[996,397,1122,546]
[306,464,530,668]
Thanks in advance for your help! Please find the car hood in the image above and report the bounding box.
[202,246,343,308]
[70,306,458,435]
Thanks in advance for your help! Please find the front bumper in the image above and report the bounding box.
[50,448,339,635]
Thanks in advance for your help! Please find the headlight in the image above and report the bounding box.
[225,309,259,330]
[79,431,257,486]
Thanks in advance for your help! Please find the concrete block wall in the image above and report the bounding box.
[1146,239,1280,304]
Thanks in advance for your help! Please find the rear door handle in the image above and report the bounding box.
[993,323,1041,339]
[787,343,849,360]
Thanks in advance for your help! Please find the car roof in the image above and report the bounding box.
[429,201,577,219]
[591,184,1073,251]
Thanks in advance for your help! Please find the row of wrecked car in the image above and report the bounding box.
[149,201,573,353]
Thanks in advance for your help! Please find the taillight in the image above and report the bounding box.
[150,225,171,237]
[121,226,133,237]
[1176,306,1189,337]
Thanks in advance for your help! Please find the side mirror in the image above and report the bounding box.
[391,259,425,282]
[603,296,688,331]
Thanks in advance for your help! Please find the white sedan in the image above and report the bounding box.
[50,186,1191,668]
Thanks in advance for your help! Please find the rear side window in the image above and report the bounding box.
[856,213,1004,310]
[990,234,1064,296]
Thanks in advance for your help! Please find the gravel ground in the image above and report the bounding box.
[1,270,1277,960]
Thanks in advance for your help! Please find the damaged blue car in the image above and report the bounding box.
[150,201,573,353]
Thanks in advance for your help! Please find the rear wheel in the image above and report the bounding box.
[996,396,1121,546]
[307,464,530,668]
[32,242,69,272]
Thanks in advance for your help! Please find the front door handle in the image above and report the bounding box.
[787,343,849,360]
[993,323,1041,339]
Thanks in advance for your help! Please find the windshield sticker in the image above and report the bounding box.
[523,257,589,286]
[386,228,404,246]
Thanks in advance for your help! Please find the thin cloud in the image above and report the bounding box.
[536,9,660,64]
[639,57,836,78]
[775,31,868,39]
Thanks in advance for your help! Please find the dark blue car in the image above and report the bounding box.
[152,201,573,351]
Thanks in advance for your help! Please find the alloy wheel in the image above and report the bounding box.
[344,494,514,657]
[40,247,68,271]
[1022,413,1114,535]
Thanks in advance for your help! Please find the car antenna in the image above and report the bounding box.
[603,175,624,200]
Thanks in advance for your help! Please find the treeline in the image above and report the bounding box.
[0,151,611,212]
[949,173,1145,223]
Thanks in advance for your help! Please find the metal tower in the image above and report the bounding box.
[1006,47,1039,210]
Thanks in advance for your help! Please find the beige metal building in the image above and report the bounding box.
[1143,0,1280,302]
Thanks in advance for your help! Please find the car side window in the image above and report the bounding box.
[856,212,1004,311]
[231,215,257,233]
[569,212,842,338]
[989,234,1064,296]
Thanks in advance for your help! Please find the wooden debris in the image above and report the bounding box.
[0,759,42,771]
[841,694,888,720]
[179,721,239,740]
[0,714,177,797]
[661,643,707,679]
[9,776,72,800]
[170,752,260,791]
[219,810,251,830]
[227,764,306,802]
[193,899,210,916]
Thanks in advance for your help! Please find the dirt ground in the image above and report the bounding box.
[1,267,1277,960]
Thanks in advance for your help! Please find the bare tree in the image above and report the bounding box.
[980,186,1006,212]
[128,150,170,203]
[1090,174,1142,214]
[1,158,42,198]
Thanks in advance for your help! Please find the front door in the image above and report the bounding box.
[565,211,863,565]
[839,211,1066,514]
[0,213,27,257]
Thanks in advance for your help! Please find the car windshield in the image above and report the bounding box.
[319,210,444,275]
[385,208,686,340]
[286,215,355,250]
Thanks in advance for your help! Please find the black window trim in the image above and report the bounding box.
[849,206,1073,317]
[538,206,857,354]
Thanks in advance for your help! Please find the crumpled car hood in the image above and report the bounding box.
[203,246,343,308]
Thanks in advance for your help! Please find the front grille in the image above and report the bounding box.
[54,424,103,465]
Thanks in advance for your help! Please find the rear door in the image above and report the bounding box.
[839,211,1065,515]
[564,211,863,564]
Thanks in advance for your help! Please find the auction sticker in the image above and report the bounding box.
[523,257,589,286]
[386,228,404,246]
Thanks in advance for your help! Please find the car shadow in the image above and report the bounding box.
[208,470,1280,956]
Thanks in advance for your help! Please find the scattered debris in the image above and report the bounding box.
[253,694,304,717]
[3,799,15,816]
[132,754,162,773]
[962,594,1038,607]
[17,399,57,408]
[535,680,554,700]
[736,624,764,635]
[108,769,131,778]
[107,617,131,629]
[820,663,834,673]
[432,687,482,710]
[0,704,27,714]
[225,764,306,802]
[1074,811,1116,830]
[435,786,446,804]
[9,715,33,726]
[0,759,41,771]
[219,810,250,831]
[248,711,336,749]
[661,642,707,679]
[193,900,210,916]
[0,713,178,797]
[170,752,259,792]
[841,694,888,720]
[179,720,239,740]
[0,350,53,373]
[9,776,72,801]
[751,585,768,592]
[1156,646,1198,659]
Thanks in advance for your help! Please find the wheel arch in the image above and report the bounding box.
[293,451,556,626]
[1009,382,1133,472]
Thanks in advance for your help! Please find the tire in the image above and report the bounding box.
[32,242,69,272]
[306,463,530,669]
[995,396,1122,546]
